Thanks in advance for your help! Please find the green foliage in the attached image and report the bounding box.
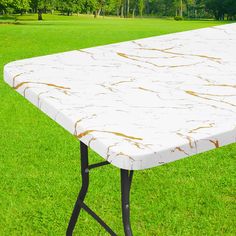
[57,0,79,15]
[30,0,54,11]
[205,0,236,20]
[12,0,30,14]
[0,0,236,19]
[0,0,12,13]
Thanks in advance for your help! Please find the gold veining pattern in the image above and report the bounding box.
[4,23,236,170]
[76,130,143,140]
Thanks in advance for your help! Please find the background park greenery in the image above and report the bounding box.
[0,0,236,20]
[0,13,235,235]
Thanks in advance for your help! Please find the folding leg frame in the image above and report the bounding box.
[66,141,133,236]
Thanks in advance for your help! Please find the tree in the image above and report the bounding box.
[57,0,78,16]
[30,0,56,20]
[174,0,182,16]
[1,0,235,20]
[180,0,183,16]
[224,0,236,20]
[138,0,144,16]
[13,0,30,15]
[205,0,225,20]
[0,0,12,14]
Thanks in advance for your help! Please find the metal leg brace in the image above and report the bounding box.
[66,141,133,236]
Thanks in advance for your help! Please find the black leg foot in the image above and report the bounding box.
[121,169,133,236]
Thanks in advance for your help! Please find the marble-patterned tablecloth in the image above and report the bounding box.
[4,23,236,170]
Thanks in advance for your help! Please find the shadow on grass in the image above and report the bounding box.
[0,15,19,25]
[0,15,16,20]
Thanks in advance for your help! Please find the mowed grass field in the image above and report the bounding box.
[0,14,235,235]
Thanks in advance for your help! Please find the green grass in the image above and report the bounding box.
[0,14,235,235]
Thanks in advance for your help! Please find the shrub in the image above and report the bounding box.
[174,16,183,21]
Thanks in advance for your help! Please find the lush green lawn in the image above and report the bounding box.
[0,14,235,235]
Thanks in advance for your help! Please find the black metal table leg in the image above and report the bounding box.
[66,142,89,236]
[121,169,133,236]
[66,142,134,236]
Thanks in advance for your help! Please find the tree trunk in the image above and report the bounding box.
[132,8,135,18]
[94,10,98,18]
[123,0,127,17]
[121,5,124,18]
[145,0,150,15]
[180,0,183,17]
[164,4,167,16]
[127,0,129,17]
[97,8,101,16]
[116,7,119,16]
[214,11,219,20]
[38,9,43,20]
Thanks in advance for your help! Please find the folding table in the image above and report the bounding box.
[4,23,236,235]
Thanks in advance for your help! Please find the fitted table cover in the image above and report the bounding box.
[4,23,236,170]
